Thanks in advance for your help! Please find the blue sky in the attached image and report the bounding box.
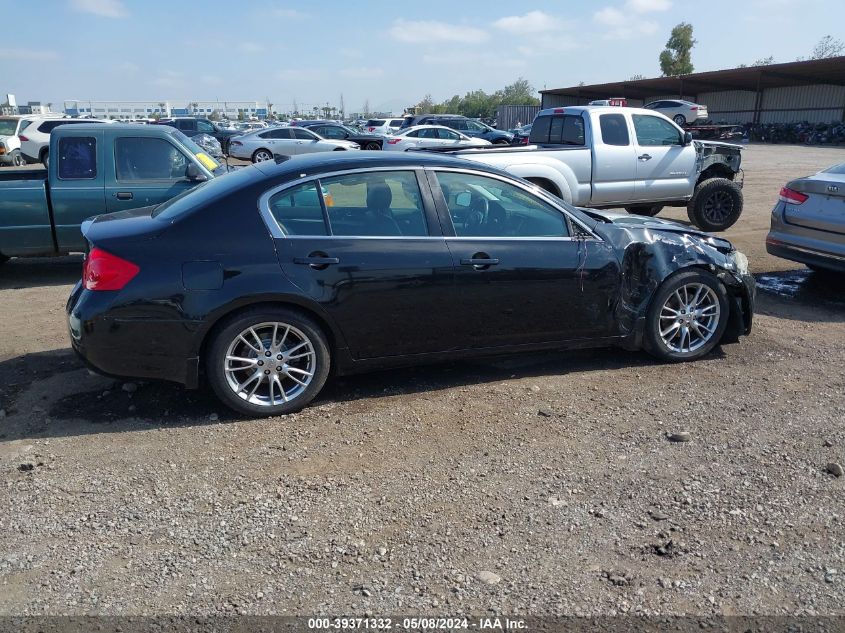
[2,0,842,114]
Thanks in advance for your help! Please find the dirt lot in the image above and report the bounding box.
[0,144,843,618]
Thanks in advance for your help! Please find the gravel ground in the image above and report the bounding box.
[0,144,844,618]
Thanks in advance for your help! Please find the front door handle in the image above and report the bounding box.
[460,253,499,270]
[638,153,652,161]
[294,253,339,270]
[114,192,134,200]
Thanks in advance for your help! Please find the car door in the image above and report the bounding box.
[104,135,198,212]
[631,114,696,201]
[437,128,465,146]
[264,169,456,358]
[431,169,621,346]
[292,127,324,154]
[48,129,106,251]
[591,112,637,204]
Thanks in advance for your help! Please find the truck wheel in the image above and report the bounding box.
[11,150,24,167]
[687,178,743,232]
[673,114,687,126]
[625,204,663,217]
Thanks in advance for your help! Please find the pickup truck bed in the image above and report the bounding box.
[0,169,52,256]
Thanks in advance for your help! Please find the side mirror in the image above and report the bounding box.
[186,163,207,182]
[683,131,693,145]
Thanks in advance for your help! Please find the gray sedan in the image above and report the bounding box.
[228,126,359,163]
[767,162,845,273]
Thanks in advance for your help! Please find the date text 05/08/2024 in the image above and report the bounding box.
[307,617,527,630]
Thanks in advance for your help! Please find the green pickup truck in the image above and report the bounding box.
[0,123,224,262]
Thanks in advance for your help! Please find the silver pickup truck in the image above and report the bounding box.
[451,106,744,232]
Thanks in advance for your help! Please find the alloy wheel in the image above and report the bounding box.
[658,283,720,354]
[702,190,734,224]
[224,322,316,407]
[253,150,272,162]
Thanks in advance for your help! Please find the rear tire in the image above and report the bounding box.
[206,307,330,417]
[11,150,24,167]
[673,114,687,126]
[364,141,381,150]
[687,178,743,232]
[252,149,273,163]
[493,139,510,145]
[625,204,663,217]
[644,269,729,362]
[41,149,49,169]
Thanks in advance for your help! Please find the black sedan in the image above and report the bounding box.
[298,122,384,150]
[67,153,755,417]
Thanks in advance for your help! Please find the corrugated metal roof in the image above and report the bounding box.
[541,57,845,100]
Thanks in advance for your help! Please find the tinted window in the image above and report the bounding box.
[599,114,629,146]
[418,128,438,139]
[317,126,347,139]
[38,120,84,133]
[436,171,569,238]
[268,182,328,236]
[114,137,191,180]
[196,120,215,133]
[269,128,292,139]
[465,120,487,132]
[58,137,97,180]
[292,128,316,140]
[528,115,551,144]
[366,119,386,126]
[632,114,681,146]
[445,119,468,131]
[389,120,404,127]
[438,128,460,140]
[322,171,427,237]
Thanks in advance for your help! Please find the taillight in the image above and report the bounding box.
[387,138,402,144]
[553,108,566,114]
[83,248,139,291]
[690,106,699,111]
[779,186,808,205]
[521,137,529,145]
[368,127,376,132]
[18,134,29,141]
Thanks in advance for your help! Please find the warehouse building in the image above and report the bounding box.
[62,100,268,119]
[540,56,845,124]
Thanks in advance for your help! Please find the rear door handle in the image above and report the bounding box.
[114,192,133,200]
[638,153,652,161]
[294,255,339,270]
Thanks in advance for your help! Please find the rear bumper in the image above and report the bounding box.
[67,282,201,387]
[767,201,845,272]
[766,237,845,272]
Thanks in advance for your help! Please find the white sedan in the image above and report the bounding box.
[383,125,492,151]
[643,99,708,126]
[228,126,360,163]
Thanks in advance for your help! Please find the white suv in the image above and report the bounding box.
[19,116,109,167]
[0,116,36,167]
[364,117,405,135]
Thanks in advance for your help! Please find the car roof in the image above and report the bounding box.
[251,150,505,179]
[402,125,453,132]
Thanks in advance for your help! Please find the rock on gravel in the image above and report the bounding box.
[476,571,502,585]
[827,463,844,477]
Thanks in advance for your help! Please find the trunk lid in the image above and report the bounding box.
[81,204,166,247]
[783,173,845,234]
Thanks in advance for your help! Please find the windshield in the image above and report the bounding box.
[0,119,19,135]
[168,128,221,171]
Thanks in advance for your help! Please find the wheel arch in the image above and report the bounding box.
[696,164,735,186]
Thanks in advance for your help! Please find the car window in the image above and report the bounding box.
[196,120,215,133]
[405,130,420,138]
[632,114,682,146]
[418,128,439,139]
[823,162,845,175]
[436,171,569,238]
[446,119,467,131]
[599,114,630,146]
[366,119,386,126]
[269,128,292,139]
[318,126,346,139]
[549,115,585,145]
[390,120,404,127]
[438,128,460,140]
[268,182,328,236]
[322,171,428,237]
[466,120,486,132]
[58,137,97,180]
[114,137,191,181]
[292,128,316,140]
[258,130,274,139]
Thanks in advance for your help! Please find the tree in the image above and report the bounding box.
[209,109,222,121]
[752,56,774,66]
[629,74,646,80]
[417,94,436,113]
[810,35,844,59]
[659,22,696,76]
[496,77,539,105]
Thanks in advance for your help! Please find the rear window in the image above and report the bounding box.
[58,137,97,180]
[389,119,404,127]
[529,114,584,146]
[366,119,386,126]
[152,166,255,220]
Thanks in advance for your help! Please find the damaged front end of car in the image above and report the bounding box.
[587,212,755,351]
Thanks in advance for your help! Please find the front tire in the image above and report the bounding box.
[625,204,663,217]
[673,114,687,126]
[252,149,273,163]
[644,270,729,362]
[11,150,24,167]
[687,178,743,232]
[206,308,331,417]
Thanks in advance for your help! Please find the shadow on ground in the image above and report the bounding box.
[754,268,845,323]
[0,255,83,290]
[0,345,662,442]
